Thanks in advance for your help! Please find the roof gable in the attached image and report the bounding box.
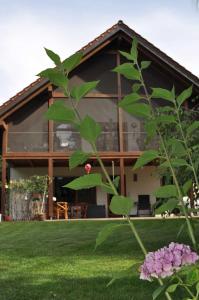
[1,20,199,118]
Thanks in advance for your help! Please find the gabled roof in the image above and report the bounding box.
[1,20,199,118]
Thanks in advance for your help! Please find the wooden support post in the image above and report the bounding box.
[48,158,53,219]
[120,158,125,196]
[48,86,54,153]
[117,51,124,153]
[1,158,6,216]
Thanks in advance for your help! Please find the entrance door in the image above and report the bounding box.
[137,195,151,216]
[54,177,96,204]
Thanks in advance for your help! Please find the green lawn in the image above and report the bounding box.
[0,219,197,300]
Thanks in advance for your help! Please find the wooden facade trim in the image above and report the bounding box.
[4,151,142,159]
[48,158,53,219]
[48,86,54,152]
[1,158,6,215]
[52,91,119,98]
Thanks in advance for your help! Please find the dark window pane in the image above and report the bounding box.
[7,96,48,152]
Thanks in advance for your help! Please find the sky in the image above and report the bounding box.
[0,0,199,104]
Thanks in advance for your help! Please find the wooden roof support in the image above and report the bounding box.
[48,158,53,219]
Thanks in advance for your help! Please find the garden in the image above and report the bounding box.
[1,36,199,300]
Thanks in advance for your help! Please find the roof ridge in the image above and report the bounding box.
[0,20,198,115]
[120,22,199,84]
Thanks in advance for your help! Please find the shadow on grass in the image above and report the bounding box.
[0,274,166,300]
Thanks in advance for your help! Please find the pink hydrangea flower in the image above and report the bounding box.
[140,242,199,281]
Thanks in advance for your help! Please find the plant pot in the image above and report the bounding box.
[4,215,12,222]
[32,193,42,200]
[34,213,46,221]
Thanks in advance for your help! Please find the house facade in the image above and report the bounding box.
[0,21,198,220]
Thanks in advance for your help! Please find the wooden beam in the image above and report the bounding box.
[48,87,54,152]
[48,158,53,219]
[0,121,7,130]
[119,158,125,196]
[4,151,142,160]
[2,125,8,155]
[52,91,118,98]
[117,51,124,153]
[1,158,6,216]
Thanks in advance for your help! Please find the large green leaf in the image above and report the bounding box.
[177,86,192,107]
[170,139,186,157]
[132,83,142,92]
[113,63,140,80]
[160,159,190,169]
[145,120,157,140]
[44,48,61,66]
[166,284,178,293]
[45,100,76,123]
[141,61,151,70]
[71,81,99,101]
[156,115,176,124]
[155,198,178,214]
[101,176,120,195]
[62,52,83,73]
[183,179,192,195]
[38,68,68,89]
[151,88,174,103]
[119,50,134,61]
[101,184,115,195]
[113,176,120,188]
[79,115,101,143]
[133,150,159,170]
[64,173,102,190]
[119,93,141,108]
[186,268,199,285]
[154,185,178,198]
[186,121,199,136]
[122,103,151,118]
[95,223,127,249]
[130,38,138,61]
[110,195,133,215]
[69,150,90,170]
[152,284,168,300]
[196,282,199,293]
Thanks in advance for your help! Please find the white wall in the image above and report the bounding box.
[125,166,160,215]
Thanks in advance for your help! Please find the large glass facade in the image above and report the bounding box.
[53,98,119,152]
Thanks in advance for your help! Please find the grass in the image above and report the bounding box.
[0,219,197,300]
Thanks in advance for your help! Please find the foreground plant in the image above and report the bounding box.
[140,243,199,299]
[38,40,198,299]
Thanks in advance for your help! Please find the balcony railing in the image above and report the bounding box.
[7,132,49,152]
[53,131,119,152]
[124,131,159,151]
[7,131,159,152]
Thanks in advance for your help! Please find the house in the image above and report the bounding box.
[0,20,198,220]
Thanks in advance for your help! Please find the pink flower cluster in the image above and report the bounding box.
[140,242,199,281]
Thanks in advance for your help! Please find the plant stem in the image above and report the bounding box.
[136,61,197,250]
[160,135,197,250]
[176,274,195,298]
[127,217,147,255]
[174,102,199,190]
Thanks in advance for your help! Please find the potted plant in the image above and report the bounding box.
[4,209,12,221]
[28,175,49,221]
